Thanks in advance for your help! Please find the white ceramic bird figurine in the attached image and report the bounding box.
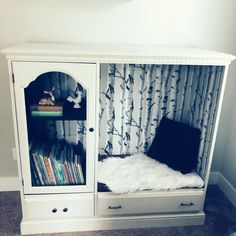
[67,89,83,108]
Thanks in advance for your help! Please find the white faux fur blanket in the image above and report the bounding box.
[98,153,204,193]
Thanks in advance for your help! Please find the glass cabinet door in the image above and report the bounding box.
[12,62,96,194]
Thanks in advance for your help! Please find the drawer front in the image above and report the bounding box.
[97,193,203,216]
[23,194,94,220]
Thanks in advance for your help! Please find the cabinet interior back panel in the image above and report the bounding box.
[99,64,224,178]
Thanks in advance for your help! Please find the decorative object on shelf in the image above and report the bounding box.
[66,86,83,109]
[38,86,55,106]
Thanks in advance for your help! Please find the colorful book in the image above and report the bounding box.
[60,149,70,185]
[63,146,71,184]
[66,146,75,184]
[37,143,51,185]
[74,155,81,184]
[31,141,45,186]
[31,110,63,117]
[49,143,59,185]
[30,102,63,111]
[76,154,85,184]
[70,147,78,184]
[30,159,41,186]
[55,141,65,185]
[43,143,56,185]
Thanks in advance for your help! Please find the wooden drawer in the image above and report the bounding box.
[97,192,203,216]
[23,194,94,220]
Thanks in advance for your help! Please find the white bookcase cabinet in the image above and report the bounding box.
[2,43,235,235]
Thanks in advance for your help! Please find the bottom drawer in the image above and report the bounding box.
[97,192,203,216]
[23,194,94,220]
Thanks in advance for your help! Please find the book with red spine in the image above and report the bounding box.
[30,102,63,111]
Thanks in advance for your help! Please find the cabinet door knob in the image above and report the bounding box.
[89,128,94,132]
[63,208,68,212]
[52,208,57,213]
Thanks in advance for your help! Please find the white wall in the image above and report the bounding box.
[0,0,236,185]
[219,63,236,188]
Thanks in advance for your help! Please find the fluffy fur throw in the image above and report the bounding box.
[98,153,204,193]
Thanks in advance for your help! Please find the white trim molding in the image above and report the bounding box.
[0,177,20,191]
[209,171,236,207]
[217,173,236,207]
[21,212,205,235]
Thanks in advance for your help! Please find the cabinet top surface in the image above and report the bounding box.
[2,42,235,65]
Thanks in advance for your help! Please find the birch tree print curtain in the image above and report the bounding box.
[99,64,224,177]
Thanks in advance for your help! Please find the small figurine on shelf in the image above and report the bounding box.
[38,87,55,106]
[66,87,83,109]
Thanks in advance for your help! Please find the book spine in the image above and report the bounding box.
[31,110,63,117]
[76,155,84,184]
[74,155,80,184]
[62,163,70,184]
[33,154,46,185]
[30,161,40,186]
[70,161,77,184]
[49,157,58,185]
[37,149,51,185]
[44,157,56,185]
[72,162,79,184]
[54,160,64,185]
[78,164,85,184]
[31,106,63,111]
[66,147,76,184]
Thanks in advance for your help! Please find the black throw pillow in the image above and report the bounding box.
[147,116,201,174]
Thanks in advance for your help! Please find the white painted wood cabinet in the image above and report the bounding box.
[12,61,97,194]
[2,43,235,235]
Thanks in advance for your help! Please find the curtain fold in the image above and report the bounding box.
[99,64,224,177]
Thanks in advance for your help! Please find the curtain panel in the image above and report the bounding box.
[99,64,224,177]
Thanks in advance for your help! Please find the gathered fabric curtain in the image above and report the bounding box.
[99,64,224,177]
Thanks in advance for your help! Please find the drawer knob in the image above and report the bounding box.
[180,202,194,207]
[52,208,57,213]
[108,205,122,210]
[63,208,68,212]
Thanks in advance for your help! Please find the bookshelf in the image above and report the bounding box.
[11,62,96,194]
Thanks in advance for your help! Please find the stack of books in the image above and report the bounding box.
[29,139,85,186]
[30,102,63,117]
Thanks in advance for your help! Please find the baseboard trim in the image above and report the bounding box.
[21,212,205,235]
[217,173,236,207]
[0,177,20,191]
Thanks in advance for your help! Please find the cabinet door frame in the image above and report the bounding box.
[12,61,97,194]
